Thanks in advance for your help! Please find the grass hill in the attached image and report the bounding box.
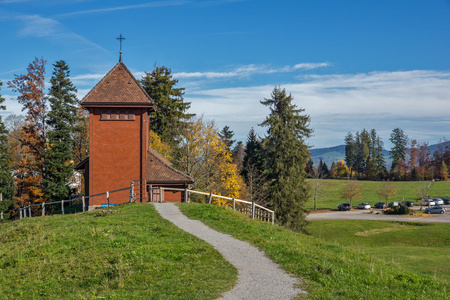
[1,202,447,299]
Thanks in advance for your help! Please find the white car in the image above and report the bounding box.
[357,202,371,209]
[432,198,444,205]
[420,199,436,206]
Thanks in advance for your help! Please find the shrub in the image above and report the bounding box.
[388,204,411,215]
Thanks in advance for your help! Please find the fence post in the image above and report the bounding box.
[19,208,22,219]
[233,198,236,210]
[271,211,275,225]
[61,200,64,215]
[184,187,188,203]
[42,203,45,216]
[149,185,153,202]
[129,181,134,202]
[82,196,86,212]
[208,193,212,204]
[107,191,110,207]
[29,206,32,218]
[252,201,255,220]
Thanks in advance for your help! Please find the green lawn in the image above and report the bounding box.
[179,203,449,299]
[308,219,450,283]
[306,179,450,210]
[0,203,237,299]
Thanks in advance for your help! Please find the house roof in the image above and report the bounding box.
[146,147,194,184]
[80,62,155,108]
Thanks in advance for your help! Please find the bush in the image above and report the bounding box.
[388,204,411,215]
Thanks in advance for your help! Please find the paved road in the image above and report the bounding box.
[153,203,306,300]
[307,206,450,223]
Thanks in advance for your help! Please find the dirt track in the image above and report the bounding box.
[307,206,450,223]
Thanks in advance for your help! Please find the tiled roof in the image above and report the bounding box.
[81,62,154,106]
[146,147,194,184]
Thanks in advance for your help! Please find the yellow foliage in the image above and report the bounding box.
[178,116,243,203]
[149,130,172,161]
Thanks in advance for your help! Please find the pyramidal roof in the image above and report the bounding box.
[81,62,154,107]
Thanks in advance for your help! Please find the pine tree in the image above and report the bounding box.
[390,128,408,171]
[0,81,15,219]
[44,60,79,201]
[344,132,355,175]
[220,125,235,151]
[140,65,192,147]
[242,128,263,182]
[260,87,312,232]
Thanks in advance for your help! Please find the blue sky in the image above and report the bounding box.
[1,0,450,149]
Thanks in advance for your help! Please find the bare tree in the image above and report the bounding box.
[311,167,327,210]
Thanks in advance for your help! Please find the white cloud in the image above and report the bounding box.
[184,70,450,148]
[174,62,330,80]
[55,0,189,18]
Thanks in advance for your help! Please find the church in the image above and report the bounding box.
[76,54,193,208]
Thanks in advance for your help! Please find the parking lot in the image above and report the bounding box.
[307,205,450,223]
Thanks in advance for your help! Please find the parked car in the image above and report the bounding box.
[357,202,371,209]
[424,206,446,214]
[443,198,450,205]
[338,203,351,211]
[432,198,444,205]
[374,202,386,209]
[419,199,436,206]
[388,201,400,208]
[402,201,415,207]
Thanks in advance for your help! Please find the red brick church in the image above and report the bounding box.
[76,58,193,208]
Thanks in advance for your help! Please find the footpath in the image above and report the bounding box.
[153,203,305,300]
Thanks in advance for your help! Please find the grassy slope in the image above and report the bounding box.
[308,220,450,283]
[179,203,448,300]
[0,203,237,299]
[306,179,450,210]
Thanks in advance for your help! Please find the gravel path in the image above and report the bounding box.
[153,203,305,300]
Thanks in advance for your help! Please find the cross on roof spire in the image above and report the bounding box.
[116,34,126,62]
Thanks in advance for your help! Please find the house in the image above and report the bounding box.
[76,58,193,208]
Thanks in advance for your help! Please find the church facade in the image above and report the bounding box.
[77,61,193,207]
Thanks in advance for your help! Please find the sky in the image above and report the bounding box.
[1,0,450,149]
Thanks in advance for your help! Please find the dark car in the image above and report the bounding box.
[402,201,415,207]
[442,198,450,205]
[374,202,386,209]
[338,203,351,211]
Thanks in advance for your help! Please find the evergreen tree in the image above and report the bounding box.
[140,65,192,147]
[305,158,314,177]
[242,128,263,182]
[45,61,79,201]
[220,125,235,151]
[344,132,355,176]
[260,87,312,233]
[0,81,14,219]
[390,128,408,171]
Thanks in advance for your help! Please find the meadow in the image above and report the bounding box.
[306,179,450,210]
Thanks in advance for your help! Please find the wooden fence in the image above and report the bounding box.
[158,187,275,225]
[16,182,275,225]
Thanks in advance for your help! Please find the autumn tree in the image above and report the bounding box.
[341,180,362,207]
[140,65,192,147]
[44,61,80,201]
[260,87,312,233]
[378,181,398,202]
[177,116,244,201]
[8,57,47,207]
[0,81,15,219]
[149,130,172,161]
[72,108,89,165]
[4,114,25,168]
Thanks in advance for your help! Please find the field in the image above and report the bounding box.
[308,220,450,283]
[180,203,449,299]
[306,179,450,210]
[0,203,236,299]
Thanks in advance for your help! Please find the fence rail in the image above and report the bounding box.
[159,187,275,224]
[16,182,275,225]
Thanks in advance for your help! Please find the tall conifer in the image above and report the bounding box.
[260,87,312,233]
[140,65,192,147]
[45,60,79,201]
[0,81,14,219]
